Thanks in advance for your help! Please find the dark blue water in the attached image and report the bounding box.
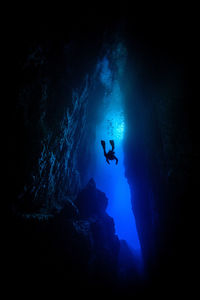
[92,77,141,253]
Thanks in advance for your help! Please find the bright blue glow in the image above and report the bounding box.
[92,67,141,253]
[99,57,112,89]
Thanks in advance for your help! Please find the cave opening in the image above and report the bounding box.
[90,52,141,258]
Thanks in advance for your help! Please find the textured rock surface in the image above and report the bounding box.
[11,31,102,214]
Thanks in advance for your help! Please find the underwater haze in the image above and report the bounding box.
[92,56,141,254]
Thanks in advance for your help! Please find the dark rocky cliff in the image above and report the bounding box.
[8,19,125,295]
[122,23,197,292]
[9,178,120,293]
[11,33,100,213]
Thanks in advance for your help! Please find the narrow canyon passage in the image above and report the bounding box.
[90,56,141,254]
[10,10,195,296]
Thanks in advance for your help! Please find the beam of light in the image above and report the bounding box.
[92,69,141,254]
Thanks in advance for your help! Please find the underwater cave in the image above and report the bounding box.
[92,54,141,254]
[8,8,197,297]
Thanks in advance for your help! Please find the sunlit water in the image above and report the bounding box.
[93,78,141,253]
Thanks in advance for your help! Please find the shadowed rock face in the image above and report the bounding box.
[75,178,120,285]
[76,178,108,218]
[10,25,104,214]
[122,37,196,290]
[8,179,120,292]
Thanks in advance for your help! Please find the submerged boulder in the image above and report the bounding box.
[75,178,120,284]
[75,178,108,218]
[10,179,120,291]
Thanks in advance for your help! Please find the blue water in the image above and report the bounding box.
[92,78,141,253]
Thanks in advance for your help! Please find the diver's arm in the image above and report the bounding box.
[114,156,118,165]
[106,157,110,164]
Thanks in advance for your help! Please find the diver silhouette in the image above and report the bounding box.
[101,140,118,165]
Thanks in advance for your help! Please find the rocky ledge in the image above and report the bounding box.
[9,179,120,291]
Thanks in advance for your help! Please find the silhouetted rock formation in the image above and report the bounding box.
[76,178,108,218]
[75,178,120,286]
[122,36,195,292]
[9,179,120,292]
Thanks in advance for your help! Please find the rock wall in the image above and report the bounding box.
[9,23,124,294]
[9,179,120,293]
[122,30,195,289]
[11,28,104,214]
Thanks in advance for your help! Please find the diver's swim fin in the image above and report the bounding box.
[101,140,105,148]
[109,140,114,151]
[101,140,106,155]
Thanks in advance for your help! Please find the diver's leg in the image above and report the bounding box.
[114,156,118,165]
[110,140,114,151]
[101,140,107,156]
[106,158,110,164]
